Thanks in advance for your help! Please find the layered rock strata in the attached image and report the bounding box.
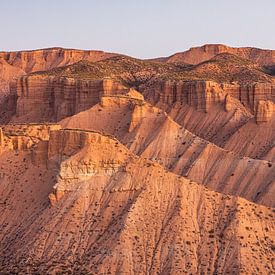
[0,129,274,274]
[61,98,275,207]
[144,80,275,122]
[11,77,131,122]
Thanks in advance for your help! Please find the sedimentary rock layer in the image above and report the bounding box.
[11,77,130,122]
[144,80,275,117]
[0,129,274,274]
[61,97,275,207]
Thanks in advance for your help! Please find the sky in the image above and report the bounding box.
[1,0,275,58]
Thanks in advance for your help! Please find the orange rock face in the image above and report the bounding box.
[11,77,132,122]
[0,47,116,73]
[256,100,274,123]
[165,44,275,65]
[0,45,274,273]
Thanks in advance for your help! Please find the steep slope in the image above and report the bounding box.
[164,44,275,65]
[142,76,275,160]
[0,59,25,123]
[61,96,275,207]
[164,100,275,161]
[0,48,118,124]
[1,45,275,275]
[5,52,275,163]
[8,53,275,124]
[7,56,180,123]
[10,77,133,123]
[0,127,274,274]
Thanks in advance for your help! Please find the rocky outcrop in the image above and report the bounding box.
[165,44,275,65]
[47,129,129,204]
[0,124,61,152]
[2,124,61,139]
[12,76,132,122]
[0,48,117,123]
[256,100,274,123]
[128,104,146,132]
[223,82,275,113]
[224,94,233,111]
[0,129,274,274]
[0,48,116,74]
[0,59,25,123]
[0,128,3,153]
[60,98,275,207]
[145,80,275,119]
[148,80,225,113]
[99,87,144,109]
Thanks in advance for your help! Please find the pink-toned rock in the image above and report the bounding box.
[256,100,274,123]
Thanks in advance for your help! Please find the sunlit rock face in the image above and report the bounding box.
[0,45,275,274]
[11,77,131,122]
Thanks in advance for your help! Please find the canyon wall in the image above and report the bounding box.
[256,100,275,123]
[11,76,130,122]
[9,75,275,126]
[1,127,274,274]
[0,124,61,152]
[145,80,275,122]
[0,48,117,123]
[47,129,127,205]
[146,80,225,112]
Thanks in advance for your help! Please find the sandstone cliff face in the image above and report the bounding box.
[47,130,130,205]
[11,76,131,122]
[60,98,275,207]
[224,82,275,115]
[0,48,117,123]
[0,58,25,83]
[0,48,116,74]
[165,44,275,65]
[146,80,225,113]
[0,128,3,153]
[0,59,25,123]
[0,129,274,274]
[0,124,61,153]
[145,80,275,120]
[256,100,275,123]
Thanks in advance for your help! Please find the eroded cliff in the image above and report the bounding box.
[0,128,274,274]
[11,77,132,122]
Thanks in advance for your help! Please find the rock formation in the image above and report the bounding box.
[144,80,275,115]
[0,45,275,274]
[256,100,274,123]
[11,77,133,122]
[0,47,116,73]
[224,94,233,111]
[0,128,274,274]
[61,97,275,207]
[146,80,225,112]
[0,124,61,153]
[0,48,118,123]
[164,44,275,65]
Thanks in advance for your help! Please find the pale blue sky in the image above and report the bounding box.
[1,0,274,58]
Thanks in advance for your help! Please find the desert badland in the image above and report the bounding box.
[0,44,275,274]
